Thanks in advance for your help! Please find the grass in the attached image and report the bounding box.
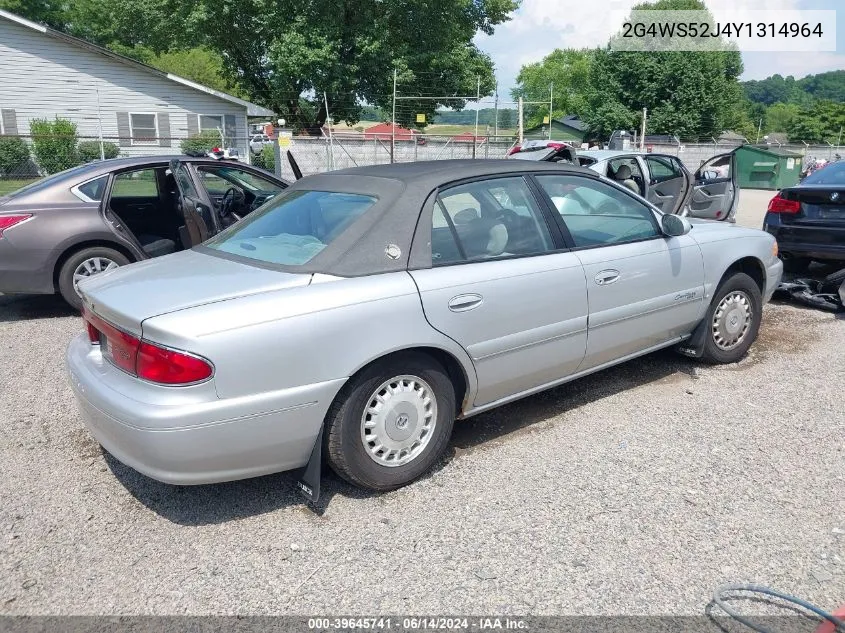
[0,178,39,196]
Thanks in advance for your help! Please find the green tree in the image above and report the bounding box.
[765,102,801,134]
[147,48,246,98]
[788,100,845,143]
[498,109,515,130]
[511,49,594,127]
[581,0,746,140]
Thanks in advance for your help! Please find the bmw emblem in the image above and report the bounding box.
[831,192,840,202]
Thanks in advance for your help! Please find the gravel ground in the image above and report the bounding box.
[1,190,843,616]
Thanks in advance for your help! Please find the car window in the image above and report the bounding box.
[432,177,553,264]
[608,157,644,180]
[73,175,107,202]
[205,190,377,265]
[646,156,681,182]
[111,169,158,198]
[536,175,659,248]
[197,166,283,195]
[803,161,845,184]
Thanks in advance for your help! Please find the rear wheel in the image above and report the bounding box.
[325,352,456,492]
[58,246,130,310]
[700,272,763,364]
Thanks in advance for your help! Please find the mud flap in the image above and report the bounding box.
[676,318,708,358]
[296,426,323,503]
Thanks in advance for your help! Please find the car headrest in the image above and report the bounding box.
[615,164,632,180]
[486,222,509,257]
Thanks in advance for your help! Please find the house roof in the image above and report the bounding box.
[363,123,417,139]
[0,8,274,117]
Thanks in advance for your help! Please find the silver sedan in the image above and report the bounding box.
[66,159,783,500]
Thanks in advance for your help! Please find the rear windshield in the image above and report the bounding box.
[803,161,845,185]
[205,189,378,266]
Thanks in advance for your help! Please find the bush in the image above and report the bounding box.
[78,140,120,163]
[180,130,221,155]
[0,136,31,177]
[252,143,276,172]
[30,118,79,174]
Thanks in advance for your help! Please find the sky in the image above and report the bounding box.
[474,0,844,104]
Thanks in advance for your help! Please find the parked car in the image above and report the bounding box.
[578,150,738,221]
[764,159,845,271]
[67,159,782,500]
[0,156,289,309]
[507,139,578,163]
[249,134,272,155]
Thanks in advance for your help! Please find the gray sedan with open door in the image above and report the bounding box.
[0,156,288,309]
[67,159,782,500]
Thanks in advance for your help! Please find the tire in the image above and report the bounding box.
[58,246,130,311]
[824,265,845,286]
[781,256,811,273]
[700,272,763,364]
[325,352,456,492]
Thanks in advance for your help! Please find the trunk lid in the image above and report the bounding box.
[77,248,312,334]
[779,185,845,224]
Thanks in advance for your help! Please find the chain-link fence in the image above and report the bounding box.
[3,128,843,197]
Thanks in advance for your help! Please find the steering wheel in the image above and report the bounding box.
[220,187,245,224]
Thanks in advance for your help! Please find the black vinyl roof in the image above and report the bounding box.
[209,159,596,277]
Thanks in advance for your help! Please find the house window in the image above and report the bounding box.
[199,115,224,133]
[129,113,158,145]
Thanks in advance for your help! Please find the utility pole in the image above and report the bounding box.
[324,91,334,171]
[518,97,524,145]
[391,67,397,164]
[494,82,499,138]
[640,107,647,152]
[548,83,554,140]
[756,118,762,144]
[473,76,481,159]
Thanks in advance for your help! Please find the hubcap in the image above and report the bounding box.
[712,290,752,351]
[72,257,120,296]
[360,375,437,468]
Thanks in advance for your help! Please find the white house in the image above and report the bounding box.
[0,9,273,157]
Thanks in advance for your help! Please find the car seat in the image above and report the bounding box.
[614,164,640,194]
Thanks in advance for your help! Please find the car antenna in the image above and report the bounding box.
[287,150,303,180]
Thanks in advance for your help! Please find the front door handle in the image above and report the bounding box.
[448,293,483,312]
[594,269,620,286]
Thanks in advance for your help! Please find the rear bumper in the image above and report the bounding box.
[764,216,845,261]
[66,334,346,485]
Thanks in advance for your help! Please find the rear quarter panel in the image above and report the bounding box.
[140,271,478,403]
[0,203,136,293]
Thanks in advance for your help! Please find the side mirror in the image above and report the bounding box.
[661,214,692,237]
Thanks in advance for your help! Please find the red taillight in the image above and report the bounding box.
[0,214,32,237]
[136,342,213,385]
[768,193,800,214]
[82,307,212,385]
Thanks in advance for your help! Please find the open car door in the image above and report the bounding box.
[688,151,739,221]
[643,154,691,215]
[169,160,215,247]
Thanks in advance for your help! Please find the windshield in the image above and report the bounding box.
[802,161,845,185]
[205,189,378,266]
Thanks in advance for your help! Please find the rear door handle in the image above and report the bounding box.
[448,294,483,312]
[594,269,620,286]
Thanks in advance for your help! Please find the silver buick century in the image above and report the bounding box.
[67,160,783,500]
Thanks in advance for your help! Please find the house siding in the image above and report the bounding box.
[0,18,249,157]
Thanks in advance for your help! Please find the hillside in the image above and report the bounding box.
[743,70,845,106]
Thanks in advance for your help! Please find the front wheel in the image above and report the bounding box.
[58,246,130,310]
[700,272,763,364]
[324,352,456,492]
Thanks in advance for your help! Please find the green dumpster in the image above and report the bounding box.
[734,145,803,190]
